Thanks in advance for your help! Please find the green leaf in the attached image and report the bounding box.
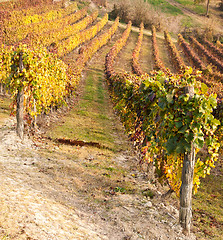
[166,136,178,154]
[158,100,166,110]
[212,118,220,130]
[199,104,206,113]
[175,121,183,129]
[179,94,190,102]
[166,93,173,103]
[197,139,204,149]
[201,82,208,93]
[209,95,217,109]
[184,131,194,143]
[178,125,187,133]
[175,138,186,153]
[194,132,204,149]
[194,111,202,119]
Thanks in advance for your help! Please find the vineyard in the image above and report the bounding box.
[0,0,223,239]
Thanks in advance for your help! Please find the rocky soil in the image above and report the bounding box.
[0,111,198,240]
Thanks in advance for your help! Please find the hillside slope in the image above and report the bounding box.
[0,32,197,239]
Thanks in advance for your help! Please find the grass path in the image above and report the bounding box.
[140,35,154,74]
[49,23,126,151]
[113,31,138,74]
[192,168,223,240]
[46,68,128,152]
[157,37,177,73]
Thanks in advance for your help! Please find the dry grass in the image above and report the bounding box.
[156,37,177,73]
[113,31,138,73]
[192,164,223,239]
[139,35,154,73]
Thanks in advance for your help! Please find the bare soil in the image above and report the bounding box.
[140,35,154,74]
[0,105,196,240]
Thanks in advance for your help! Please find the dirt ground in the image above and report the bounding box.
[0,110,198,240]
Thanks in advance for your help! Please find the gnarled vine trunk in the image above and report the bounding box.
[16,52,24,139]
[179,86,195,235]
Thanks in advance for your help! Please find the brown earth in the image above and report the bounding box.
[0,107,197,240]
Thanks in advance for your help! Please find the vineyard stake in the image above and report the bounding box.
[179,85,195,235]
[16,52,24,139]
[0,83,2,94]
[33,98,37,128]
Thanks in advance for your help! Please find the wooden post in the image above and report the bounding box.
[0,83,6,95]
[205,0,210,16]
[16,52,24,139]
[33,98,37,128]
[0,83,3,95]
[179,85,195,235]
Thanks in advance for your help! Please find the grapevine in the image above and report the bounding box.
[33,10,97,48]
[105,21,132,78]
[178,34,206,71]
[0,44,12,89]
[0,0,56,12]
[4,7,87,45]
[178,34,223,95]
[189,36,223,74]
[132,22,144,76]
[202,38,223,62]
[164,31,186,73]
[216,40,223,50]
[57,13,108,57]
[151,26,168,74]
[0,3,221,197]
[2,44,71,118]
[3,2,77,29]
[74,17,120,79]
[107,69,220,195]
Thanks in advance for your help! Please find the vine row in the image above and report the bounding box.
[57,13,108,57]
[5,7,87,45]
[202,38,223,62]
[74,17,119,77]
[178,34,206,70]
[35,10,97,48]
[164,31,186,72]
[216,40,223,50]
[178,34,223,97]
[107,69,220,195]
[0,17,119,125]
[151,26,167,73]
[4,2,77,29]
[189,36,223,73]
[0,44,71,117]
[105,21,132,78]
[131,22,144,76]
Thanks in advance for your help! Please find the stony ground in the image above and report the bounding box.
[0,109,198,240]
